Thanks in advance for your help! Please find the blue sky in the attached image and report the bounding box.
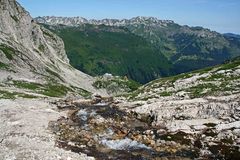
[18,0,240,34]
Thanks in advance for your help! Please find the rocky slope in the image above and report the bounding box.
[36,16,240,83]
[114,57,240,159]
[0,1,103,159]
[42,58,240,160]
[0,98,95,160]
[0,0,106,98]
[1,1,240,159]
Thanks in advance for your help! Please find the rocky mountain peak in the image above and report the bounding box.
[130,16,174,24]
[35,16,175,27]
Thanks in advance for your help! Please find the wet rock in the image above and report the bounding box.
[192,125,207,131]
[144,129,154,135]
[89,115,106,124]
[157,129,167,135]
[199,149,212,157]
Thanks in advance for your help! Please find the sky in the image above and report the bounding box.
[18,0,240,34]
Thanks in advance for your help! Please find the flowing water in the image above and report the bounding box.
[49,100,225,160]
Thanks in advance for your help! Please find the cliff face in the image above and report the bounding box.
[0,0,103,95]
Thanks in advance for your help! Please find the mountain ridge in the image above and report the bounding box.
[36,16,240,83]
[35,16,175,27]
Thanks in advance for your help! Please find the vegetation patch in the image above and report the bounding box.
[42,28,56,40]
[0,90,38,99]
[10,15,19,22]
[10,80,73,97]
[39,83,71,97]
[187,83,219,98]
[38,44,45,52]
[44,24,173,84]
[70,86,92,98]
[0,45,15,60]
[94,77,140,91]
[46,68,65,82]
[93,76,141,95]
[216,59,240,71]
[159,91,172,97]
[13,80,43,90]
[0,62,9,69]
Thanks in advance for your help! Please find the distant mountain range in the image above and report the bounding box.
[35,16,174,27]
[35,16,240,83]
[223,33,240,39]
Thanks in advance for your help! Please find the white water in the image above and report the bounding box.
[77,109,96,121]
[101,138,150,150]
[77,109,88,121]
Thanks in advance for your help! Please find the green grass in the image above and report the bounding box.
[8,80,94,98]
[0,45,15,60]
[70,86,92,98]
[44,24,173,84]
[93,78,141,91]
[127,58,240,100]
[0,62,9,69]
[159,91,172,97]
[38,44,45,52]
[41,18,240,84]
[186,79,239,98]
[45,68,65,82]
[13,80,43,90]
[9,80,73,97]
[216,59,240,71]
[93,76,141,93]
[0,90,38,99]
[39,84,71,97]
[186,83,218,98]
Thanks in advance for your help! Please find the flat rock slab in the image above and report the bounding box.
[0,98,94,160]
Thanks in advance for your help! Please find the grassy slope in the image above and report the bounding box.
[45,24,173,84]
[0,80,92,99]
[128,57,240,100]
[127,24,240,74]
[42,23,240,84]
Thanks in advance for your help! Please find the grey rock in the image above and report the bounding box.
[0,0,106,95]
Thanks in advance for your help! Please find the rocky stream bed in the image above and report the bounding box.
[49,96,240,160]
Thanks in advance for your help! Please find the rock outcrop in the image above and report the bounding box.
[0,0,105,96]
[115,58,240,159]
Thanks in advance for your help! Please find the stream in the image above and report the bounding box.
[48,98,239,160]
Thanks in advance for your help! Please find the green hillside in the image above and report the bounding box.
[45,24,173,83]
[128,57,240,100]
[126,24,240,74]
[42,22,240,84]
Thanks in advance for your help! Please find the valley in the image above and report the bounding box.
[0,0,240,160]
[37,16,240,83]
